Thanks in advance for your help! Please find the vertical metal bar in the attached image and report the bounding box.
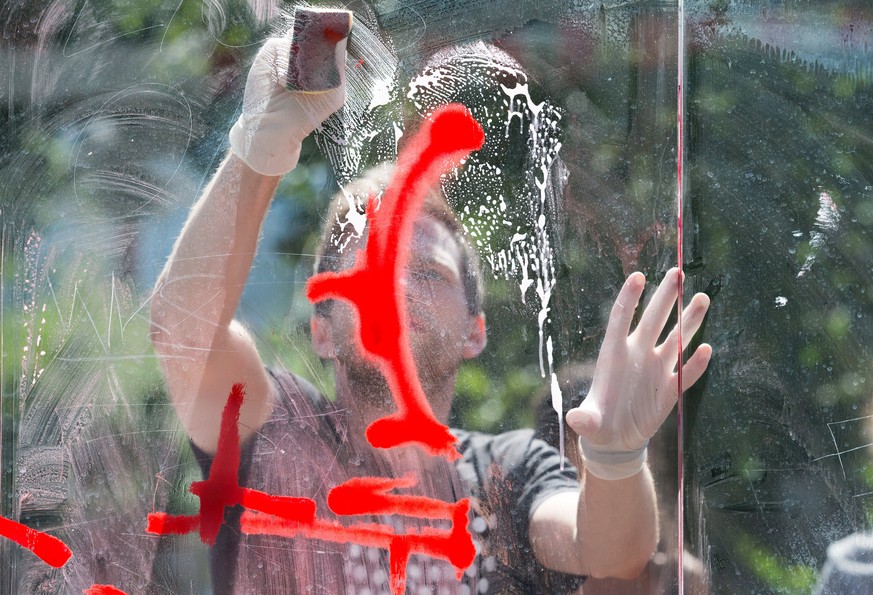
[676,0,687,592]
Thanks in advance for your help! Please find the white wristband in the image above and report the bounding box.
[578,437,648,480]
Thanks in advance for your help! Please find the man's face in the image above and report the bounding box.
[312,213,486,410]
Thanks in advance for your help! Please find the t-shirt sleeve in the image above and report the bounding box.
[188,437,256,594]
[189,439,253,479]
[491,430,580,549]
[501,430,584,592]
[456,428,583,592]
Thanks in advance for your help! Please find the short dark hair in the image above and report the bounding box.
[313,162,484,317]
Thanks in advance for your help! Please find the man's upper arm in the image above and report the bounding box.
[482,430,584,578]
[529,490,585,575]
[158,319,274,454]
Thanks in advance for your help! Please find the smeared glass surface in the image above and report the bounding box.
[3,0,810,591]
[405,43,568,461]
[3,0,866,591]
[685,1,873,592]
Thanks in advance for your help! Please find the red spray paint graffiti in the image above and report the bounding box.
[307,103,484,458]
[147,383,476,593]
[83,586,129,595]
[148,104,485,594]
[0,514,72,568]
[0,515,130,593]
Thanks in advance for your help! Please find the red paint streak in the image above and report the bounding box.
[323,27,346,44]
[328,475,458,519]
[0,514,72,568]
[146,512,200,535]
[355,58,365,68]
[306,104,485,458]
[146,384,316,543]
[84,586,129,595]
[240,498,474,591]
[192,382,245,545]
[147,383,476,594]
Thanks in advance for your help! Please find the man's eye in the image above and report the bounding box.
[422,269,443,281]
[410,269,442,283]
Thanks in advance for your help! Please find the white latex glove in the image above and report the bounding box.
[228,32,347,176]
[566,268,712,480]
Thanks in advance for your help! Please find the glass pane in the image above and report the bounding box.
[685,1,873,592]
[1,0,688,592]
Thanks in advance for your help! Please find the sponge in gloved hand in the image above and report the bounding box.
[286,8,352,92]
[229,8,352,176]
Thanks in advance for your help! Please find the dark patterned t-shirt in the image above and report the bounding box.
[192,370,584,594]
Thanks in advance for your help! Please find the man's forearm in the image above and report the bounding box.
[577,466,659,579]
[528,458,658,579]
[150,153,280,356]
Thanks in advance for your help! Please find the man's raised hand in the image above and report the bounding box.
[566,268,712,480]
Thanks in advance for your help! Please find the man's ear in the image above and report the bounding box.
[310,315,335,359]
[462,314,487,359]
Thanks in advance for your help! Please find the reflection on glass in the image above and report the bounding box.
[685,0,873,592]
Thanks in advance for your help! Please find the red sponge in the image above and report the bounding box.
[286,7,353,92]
